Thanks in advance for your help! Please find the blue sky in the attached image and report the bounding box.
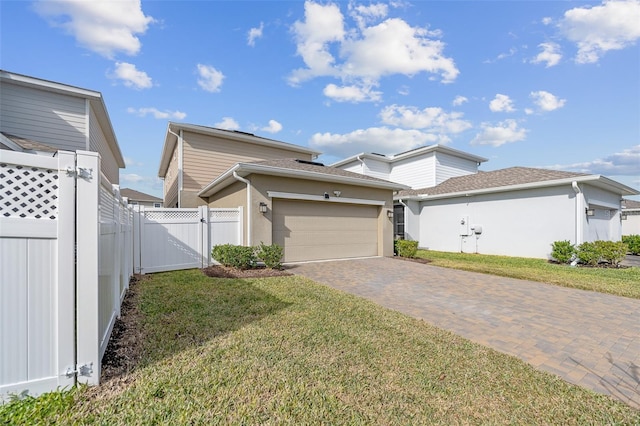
[1,0,639,199]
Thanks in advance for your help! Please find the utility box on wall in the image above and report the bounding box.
[459,216,470,236]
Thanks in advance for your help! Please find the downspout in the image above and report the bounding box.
[356,155,365,175]
[233,171,252,246]
[572,181,583,245]
[167,127,183,207]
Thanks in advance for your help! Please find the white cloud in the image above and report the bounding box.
[215,117,240,130]
[529,90,566,112]
[559,0,640,64]
[261,120,283,134]
[121,173,145,183]
[109,62,152,89]
[542,17,553,25]
[309,127,441,158]
[545,145,640,175]
[531,42,562,67]
[323,83,382,103]
[452,96,468,106]
[127,107,186,120]
[379,105,471,134]
[289,1,458,102]
[349,2,388,29]
[197,64,225,92]
[489,94,515,113]
[470,120,528,147]
[248,22,264,46]
[123,157,143,167]
[33,0,154,59]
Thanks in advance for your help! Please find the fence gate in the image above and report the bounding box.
[134,206,242,274]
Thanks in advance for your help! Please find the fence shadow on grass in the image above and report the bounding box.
[100,270,292,382]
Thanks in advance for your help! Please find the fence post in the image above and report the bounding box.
[112,185,121,318]
[132,205,141,274]
[75,151,101,386]
[200,205,209,267]
[55,151,77,390]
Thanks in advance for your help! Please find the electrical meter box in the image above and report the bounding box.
[459,216,470,236]
[472,225,483,235]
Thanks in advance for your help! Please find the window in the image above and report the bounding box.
[154,203,161,208]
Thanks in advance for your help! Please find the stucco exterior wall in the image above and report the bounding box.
[417,186,578,259]
[583,184,623,242]
[622,210,640,235]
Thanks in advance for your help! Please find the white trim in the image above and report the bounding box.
[178,129,183,207]
[85,99,91,151]
[0,218,57,238]
[267,191,386,206]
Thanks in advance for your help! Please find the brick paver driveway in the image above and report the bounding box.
[289,257,640,409]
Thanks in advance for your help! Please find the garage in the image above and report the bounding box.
[273,199,379,262]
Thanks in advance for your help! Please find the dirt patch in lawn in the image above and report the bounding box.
[202,265,293,278]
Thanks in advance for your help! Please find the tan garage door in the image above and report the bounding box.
[273,199,378,262]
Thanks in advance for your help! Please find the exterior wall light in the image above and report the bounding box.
[585,208,595,216]
[387,209,394,220]
[259,202,267,214]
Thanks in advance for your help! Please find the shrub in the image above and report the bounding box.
[395,240,418,258]
[550,240,576,264]
[211,244,257,270]
[576,242,600,266]
[256,242,284,269]
[622,235,640,255]
[595,241,627,266]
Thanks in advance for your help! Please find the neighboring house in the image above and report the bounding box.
[0,70,125,184]
[331,145,488,190]
[120,188,163,208]
[157,123,407,262]
[334,146,638,259]
[157,122,321,208]
[622,198,640,236]
[199,158,407,262]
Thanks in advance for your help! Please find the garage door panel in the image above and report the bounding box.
[273,200,378,262]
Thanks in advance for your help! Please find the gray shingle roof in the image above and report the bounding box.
[1,132,57,153]
[248,158,404,186]
[398,167,591,197]
[120,188,162,202]
[623,198,640,209]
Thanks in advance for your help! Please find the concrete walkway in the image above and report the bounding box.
[288,257,640,409]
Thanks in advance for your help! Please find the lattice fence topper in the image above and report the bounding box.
[210,209,240,220]
[0,162,58,219]
[144,210,200,221]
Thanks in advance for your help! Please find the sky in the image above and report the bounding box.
[1,0,639,200]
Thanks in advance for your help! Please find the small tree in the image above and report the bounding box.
[550,240,576,264]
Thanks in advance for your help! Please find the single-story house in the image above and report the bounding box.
[120,188,163,208]
[0,69,125,184]
[158,124,407,262]
[622,198,640,236]
[333,147,638,259]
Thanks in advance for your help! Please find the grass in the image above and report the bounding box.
[2,269,638,424]
[417,250,640,299]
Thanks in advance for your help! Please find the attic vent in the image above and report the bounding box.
[295,159,325,167]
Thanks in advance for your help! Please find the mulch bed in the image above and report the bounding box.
[391,255,432,265]
[202,265,293,278]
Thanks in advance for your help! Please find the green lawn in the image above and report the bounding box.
[417,250,640,299]
[2,269,638,424]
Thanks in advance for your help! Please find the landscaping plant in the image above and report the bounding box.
[622,234,640,255]
[211,244,257,269]
[550,240,576,264]
[595,240,628,266]
[255,242,284,269]
[395,239,418,258]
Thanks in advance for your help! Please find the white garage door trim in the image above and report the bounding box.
[267,190,385,206]
[273,199,379,263]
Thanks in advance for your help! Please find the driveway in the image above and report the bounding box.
[289,257,640,409]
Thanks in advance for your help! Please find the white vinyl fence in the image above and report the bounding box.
[133,206,242,274]
[1,149,244,400]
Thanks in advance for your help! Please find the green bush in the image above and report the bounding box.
[576,242,600,266]
[622,235,640,255]
[211,244,257,270]
[595,241,627,266]
[395,240,418,258]
[550,240,576,264]
[256,242,284,269]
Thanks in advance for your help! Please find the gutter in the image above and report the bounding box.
[233,171,252,246]
[572,181,584,246]
[356,155,366,175]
